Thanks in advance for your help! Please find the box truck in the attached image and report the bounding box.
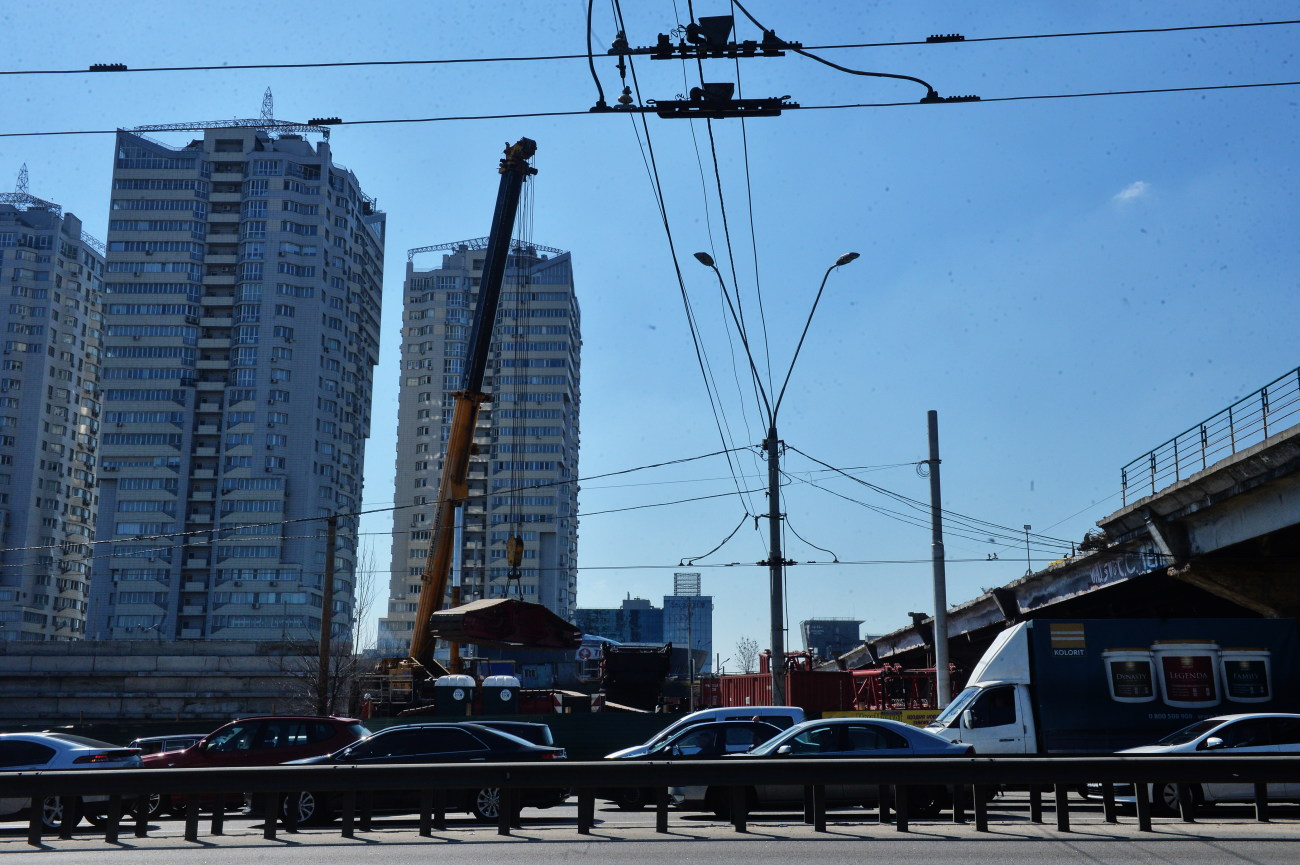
[924,618,1298,754]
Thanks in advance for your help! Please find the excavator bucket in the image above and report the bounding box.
[428,598,582,649]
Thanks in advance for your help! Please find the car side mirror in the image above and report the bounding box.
[776,744,792,756]
[961,709,975,730]
[1201,737,1226,751]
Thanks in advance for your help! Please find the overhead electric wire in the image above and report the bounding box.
[5,80,1297,139]
[3,20,1294,77]
[784,445,1076,548]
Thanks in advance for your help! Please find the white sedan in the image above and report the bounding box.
[1088,713,1300,814]
[0,732,142,830]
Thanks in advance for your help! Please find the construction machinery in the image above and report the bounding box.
[374,138,580,706]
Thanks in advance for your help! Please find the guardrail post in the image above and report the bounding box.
[655,787,669,834]
[1134,781,1152,832]
[419,790,432,837]
[951,782,966,824]
[973,785,989,832]
[209,797,224,836]
[1028,785,1043,823]
[26,799,42,847]
[134,796,149,837]
[730,786,748,833]
[1253,783,1269,822]
[877,784,892,824]
[496,788,516,836]
[184,794,201,842]
[577,789,594,835]
[1101,784,1117,823]
[434,789,446,831]
[104,794,122,844]
[802,785,814,824]
[360,790,374,832]
[813,785,826,832]
[341,790,356,838]
[280,792,298,835]
[1178,785,1195,823]
[58,796,75,840]
[261,793,278,840]
[1053,784,1070,832]
[894,786,909,832]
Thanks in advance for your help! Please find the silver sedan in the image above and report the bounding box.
[670,717,971,818]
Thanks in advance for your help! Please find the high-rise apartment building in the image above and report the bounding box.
[664,572,712,674]
[0,195,105,641]
[86,128,384,642]
[378,241,579,656]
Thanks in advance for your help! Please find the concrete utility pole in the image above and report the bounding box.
[926,411,951,709]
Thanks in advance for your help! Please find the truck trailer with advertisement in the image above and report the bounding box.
[924,618,1299,753]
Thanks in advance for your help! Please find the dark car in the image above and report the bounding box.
[137,715,367,817]
[275,721,569,824]
[602,720,781,810]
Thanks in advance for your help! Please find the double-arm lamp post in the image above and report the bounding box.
[693,251,859,705]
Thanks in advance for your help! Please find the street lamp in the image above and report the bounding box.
[693,250,859,706]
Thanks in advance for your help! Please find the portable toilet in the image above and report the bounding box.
[480,675,520,714]
[432,674,476,716]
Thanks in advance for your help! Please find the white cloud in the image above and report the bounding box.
[1113,180,1150,203]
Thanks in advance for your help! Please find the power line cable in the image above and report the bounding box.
[4,20,1293,77]
[5,80,1295,139]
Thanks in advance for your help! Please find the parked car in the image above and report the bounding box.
[602,720,781,810]
[0,732,142,830]
[1086,713,1300,814]
[137,715,367,818]
[670,717,972,818]
[272,722,569,824]
[127,734,206,755]
[604,706,805,761]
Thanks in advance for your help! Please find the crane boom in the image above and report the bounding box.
[407,138,538,668]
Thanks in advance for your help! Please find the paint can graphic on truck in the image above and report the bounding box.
[1100,648,1156,702]
[1220,647,1272,703]
[1152,640,1221,709]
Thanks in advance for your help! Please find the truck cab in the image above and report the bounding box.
[925,681,1035,754]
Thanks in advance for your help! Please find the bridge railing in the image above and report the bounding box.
[1122,366,1300,505]
[4,754,1299,847]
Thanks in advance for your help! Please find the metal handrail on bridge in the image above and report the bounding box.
[4,754,1298,847]
[1121,366,1300,505]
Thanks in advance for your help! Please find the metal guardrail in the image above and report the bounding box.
[1122,366,1300,505]
[3,754,1299,847]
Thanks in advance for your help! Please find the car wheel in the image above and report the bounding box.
[612,788,649,811]
[281,791,330,826]
[40,795,82,832]
[904,786,948,819]
[1151,782,1189,817]
[131,793,165,820]
[471,787,503,823]
[705,787,755,820]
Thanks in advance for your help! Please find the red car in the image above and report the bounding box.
[138,715,367,817]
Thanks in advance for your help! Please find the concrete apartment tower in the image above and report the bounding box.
[377,241,579,657]
[86,128,384,642]
[0,184,105,641]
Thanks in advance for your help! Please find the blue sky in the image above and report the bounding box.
[4,2,1297,663]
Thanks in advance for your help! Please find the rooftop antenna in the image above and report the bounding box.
[16,164,29,194]
[260,88,274,126]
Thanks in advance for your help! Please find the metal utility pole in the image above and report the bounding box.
[1024,525,1033,575]
[316,513,338,715]
[926,411,951,709]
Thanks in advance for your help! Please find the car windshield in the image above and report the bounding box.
[1154,719,1223,746]
[929,687,980,728]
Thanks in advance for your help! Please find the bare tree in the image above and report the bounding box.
[279,532,379,715]
[735,636,760,674]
